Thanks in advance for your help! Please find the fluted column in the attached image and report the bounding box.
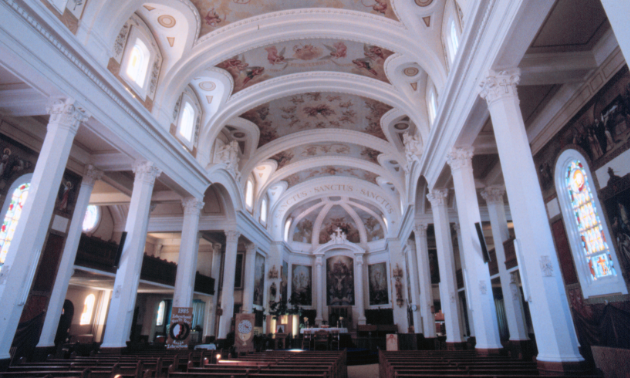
[37,165,103,350]
[600,1,630,64]
[413,222,435,338]
[242,243,257,313]
[315,256,324,325]
[453,223,475,337]
[218,230,240,338]
[481,187,528,342]
[353,253,367,325]
[173,197,204,308]
[480,70,582,366]
[0,99,88,359]
[447,148,502,352]
[404,241,422,333]
[427,189,463,345]
[101,161,161,350]
[207,243,222,337]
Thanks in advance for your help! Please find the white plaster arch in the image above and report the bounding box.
[313,238,365,256]
[205,167,244,219]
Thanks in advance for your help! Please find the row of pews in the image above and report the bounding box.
[379,350,596,378]
[0,349,347,378]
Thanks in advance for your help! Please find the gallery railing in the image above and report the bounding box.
[75,234,215,295]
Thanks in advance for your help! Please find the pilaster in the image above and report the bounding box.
[173,197,204,308]
[218,230,240,339]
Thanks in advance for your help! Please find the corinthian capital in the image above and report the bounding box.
[225,230,240,242]
[426,188,449,206]
[414,222,428,236]
[182,197,204,215]
[481,187,505,205]
[132,161,162,185]
[46,98,90,133]
[479,69,521,105]
[446,148,473,171]
[82,165,103,188]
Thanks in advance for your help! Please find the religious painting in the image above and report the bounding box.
[368,262,388,305]
[319,206,361,244]
[291,264,312,305]
[56,172,81,216]
[326,255,355,306]
[428,249,440,284]
[534,66,630,200]
[0,133,36,192]
[253,253,265,306]
[600,172,630,277]
[281,260,288,304]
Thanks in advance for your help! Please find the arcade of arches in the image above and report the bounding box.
[0,0,629,374]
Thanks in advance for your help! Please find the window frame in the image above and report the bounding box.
[82,205,101,233]
[177,100,196,149]
[120,27,154,98]
[554,149,627,298]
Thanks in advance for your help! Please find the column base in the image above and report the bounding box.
[446,341,467,350]
[98,347,125,355]
[33,346,57,361]
[537,359,588,376]
[476,347,504,356]
[508,339,533,360]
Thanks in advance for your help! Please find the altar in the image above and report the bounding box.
[300,327,348,334]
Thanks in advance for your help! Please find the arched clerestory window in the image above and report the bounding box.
[260,195,268,225]
[447,19,460,64]
[245,178,254,212]
[80,294,96,325]
[0,174,32,271]
[555,149,627,298]
[427,84,438,125]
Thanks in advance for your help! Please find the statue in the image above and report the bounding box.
[217,140,241,179]
[268,265,279,279]
[329,227,347,244]
[269,282,277,304]
[392,264,405,308]
[402,131,423,172]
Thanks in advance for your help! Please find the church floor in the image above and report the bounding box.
[348,363,379,378]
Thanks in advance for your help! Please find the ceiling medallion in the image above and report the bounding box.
[157,15,177,28]
[199,81,216,91]
[394,123,409,130]
[414,0,433,7]
[403,67,419,77]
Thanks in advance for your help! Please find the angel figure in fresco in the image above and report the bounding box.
[361,0,388,15]
[352,59,378,76]
[243,67,265,85]
[204,8,225,27]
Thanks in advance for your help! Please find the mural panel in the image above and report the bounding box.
[192,0,399,37]
[327,255,355,306]
[319,205,361,243]
[368,262,388,305]
[253,253,265,306]
[291,264,312,305]
[241,93,392,147]
[353,206,384,241]
[284,166,378,189]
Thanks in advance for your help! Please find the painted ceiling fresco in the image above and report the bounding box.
[271,142,381,169]
[217,40,394,93]
[192,0,399,37]
[292,208,319,243]
[352,206,384,241]
[319,205,360,244]
[241,92,392,147]
[282,165,379,188]
[350,198,384,217]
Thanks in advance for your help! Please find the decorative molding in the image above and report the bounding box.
[355,254,364,266]
[446,147,473,171]
[225,230,241,242]
[480,186,505,205]
[414,222,428,237]
[315,256,323,266]
[402,131,423,172]
[479,69,521,105]
[132,161,162,185]
[426,188,448,206]
[82,164,104,187]
[182,197,204,215]
[268,264,279,279]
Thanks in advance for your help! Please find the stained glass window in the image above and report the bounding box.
[178,102,195,142]
[82,205,100,232]
[80,294,95,325]
[156,300,166,326]
[0,182,30,270]
[565,160,615,280]
[125,38,149,87]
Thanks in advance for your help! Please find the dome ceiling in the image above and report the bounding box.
[270,142,381,169]
[191,0,399,37]
[217,40,394,93]
[283,165,379,188]
[241,92,392,147]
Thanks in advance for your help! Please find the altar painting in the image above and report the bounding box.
[327,255,355,306]
[291,264,312,305]
[253,253,265,306]
[368,262,388,305]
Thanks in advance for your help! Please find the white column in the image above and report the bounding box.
[427,189,462,344]
[315,256,324,325]
[413,223,436,338]
[404,241,422,333]
[0,99,88,359]
[480,70,582,363]
[101,161,161,349]
[387,238,409,333]
[242,243,257,313]
[218,230,239,339]
[447,148,502,351]
[207,243,222,337]
[600,1,630,64]
[353,253,367,326]
[453,223,475,338]
[481,187,528,341]
[37,165,103,349]
[173,197,204,308]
